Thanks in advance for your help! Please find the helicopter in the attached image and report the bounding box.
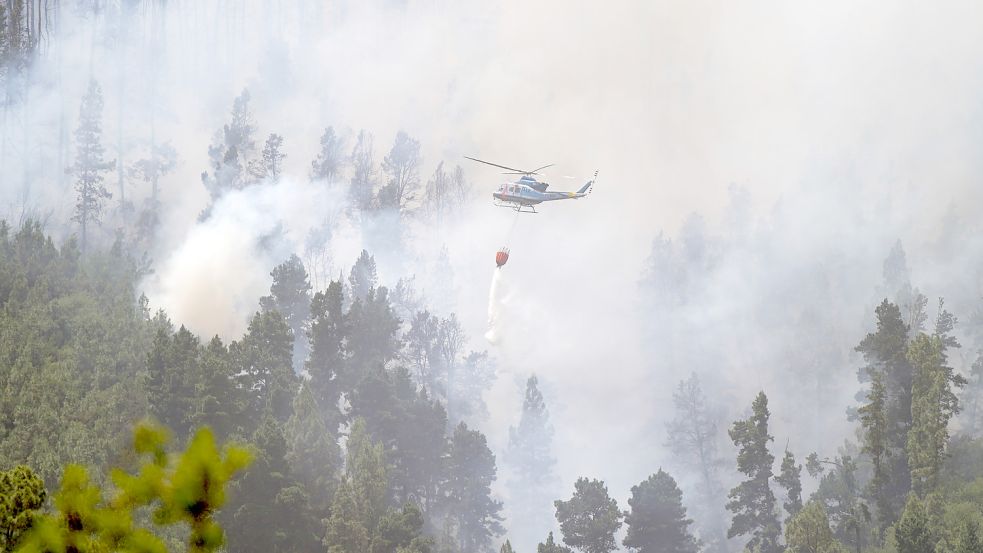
[465,156,597,213]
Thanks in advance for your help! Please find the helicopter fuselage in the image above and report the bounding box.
[492,175,587,209]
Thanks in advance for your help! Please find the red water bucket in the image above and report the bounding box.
[495,248,509,267]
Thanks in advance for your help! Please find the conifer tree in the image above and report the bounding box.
[665,372,725,549]
[232,310,298,426]
[855,300,913,520]
[0,465,45,551]
[442,422,504,553]
[350,130,376,209]
[379,131,422,211]
[324,419,388,553]
[623,469,698,553]
[538,532,573,553]
[554,478,623,553]
[784,501,841,553]
[726,391,781,553]
[285,384,341,512]
[501,540,515,553]
[506,375,558,550]
[307,279,348,425]
[311,126,344,181]
[776,450,804,521]
[907,332,964,496]
[895,494,934,553]
[72,79,114,252]
[225,415,319,553]
[17,423,252,553]
[260,254,313,374]
[349,249,380,302]
[953,521,981,553]
[202,88,256,202]
[858,369,891,531]
[250,133,286,182]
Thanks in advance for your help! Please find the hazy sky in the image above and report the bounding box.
[6,1,983,550]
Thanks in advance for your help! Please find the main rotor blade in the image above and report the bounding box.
[464,156,530,174]
[529,164,554,173]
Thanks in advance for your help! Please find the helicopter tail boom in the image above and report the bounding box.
[577,171,598,194]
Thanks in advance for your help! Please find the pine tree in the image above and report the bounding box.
[345,286,401,382]
[260,254,313,374]
[442,422,504,553]
[225,415,320,553]
[806,453,871,553]
[72,79,114,252]
[324,419,389,553]
[858,368,891,531]
[784,501,841,553]
[128,140,177,235]
[285,384,341,512]
[953,521,981,553]
[311,126,344,181]
[554,478,623,553]
[349,249,379,302]
[202,88,257,201]
[501,540,515,553]
[907,332,964,496]
[538,532,573,553]
[0,465,46,551]
[726,391,781,553]
[350,130,376,209]
[855,300,913,521]
[666,373,721,498]
[776,450,804,521]
[307,279,348,425]
[379,131,422,210]
[348,366,447,511]
[232,310,298,426]
[895,494,934,553]
[665,372,725,549]
[17,423,252,553]
[249,133,286,182]
[506,375,558,550]
[623,469,698,553]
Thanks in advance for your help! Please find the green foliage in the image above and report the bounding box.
[907,333,964,497]
[894,494,935,553]
[441,422,503,553]
[855,300,914,522]
[506,375,557,549]
[623,469,698,553]
[16,421,251,553]
[284,384,340,512]
[231,310,298,425]
[554,478,622,553]
[0,221,152,484]
[777,450,804,521]
[373,503,433,553]
[259,254,312,373]
[350,366,447,510]
[952,521,981,553]
[72,79,114,251]
[224,415,319,553]
[324,419,389,553]
[726,391,781,553]
[858,368,891,531]
[784,501,844,553]
[0,465,46,552]
[499,540,514,553]
[807,452,873,552]
[537,532,572,553]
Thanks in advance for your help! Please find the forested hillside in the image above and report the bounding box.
[2,1,983,553]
